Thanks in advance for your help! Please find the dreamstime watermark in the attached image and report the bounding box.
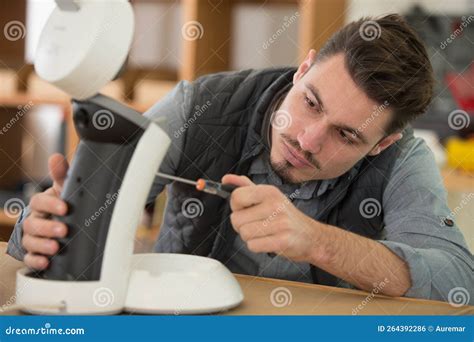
[3,20,26,41]
[270,109,292,130]
[357,100,389,133]
[4,323,85,336]
[359,20,381,41]
[181,198,204,219]
[359,198,382,219]
[181,21,204,41]
[84,191,119,227]
[441,192,474,227]
[3,198,26,219]
[173,100,212,138]
[0,281,31,313]
[270,287,293,307]
[0,294,17,313]
[262,12,299,50]
[440,15,474,49]
[92,109,115,130]
[352,277,390,314]
[0,101,34,135]
[448,109,470,130]
[447,287,470,307]
[92,287,115,308]
[262,189,300,227]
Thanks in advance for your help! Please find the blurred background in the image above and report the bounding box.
[0,0,472,253]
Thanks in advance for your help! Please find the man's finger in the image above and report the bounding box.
[230,201,275,230]
[246,235,283,254]
[238,221,278,242]
[22,235,59,256]
[230,184,279,211]
[24,253,49,270]
[48,153,69,195]
[221,174,254,187]
[29,193,67,216]
[23,216,67,238]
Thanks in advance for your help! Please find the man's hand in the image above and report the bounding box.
[222,173,411,297]
[222,174,319,263]
[22,153,69,270]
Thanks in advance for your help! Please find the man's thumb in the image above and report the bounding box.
[48,153,69,194]
[221,174,254,187]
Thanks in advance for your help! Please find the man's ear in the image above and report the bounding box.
[293,49,317,84]
[368,132,403,156]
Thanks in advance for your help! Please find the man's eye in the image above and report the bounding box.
[339,130,355,144]
[304,96,321,112]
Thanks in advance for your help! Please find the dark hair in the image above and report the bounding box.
[315,14,434,134]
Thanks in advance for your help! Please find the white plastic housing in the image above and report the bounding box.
[16,122,170,314]
[34,0,134,99]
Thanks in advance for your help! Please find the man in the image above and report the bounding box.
[7,14,473,304]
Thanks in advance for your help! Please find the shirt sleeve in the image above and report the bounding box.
[5,205,30,260]
[379,136,473,304]
[6,80,193,261]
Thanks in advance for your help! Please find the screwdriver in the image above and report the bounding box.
[155,172,238,199]
[156,171,277,258]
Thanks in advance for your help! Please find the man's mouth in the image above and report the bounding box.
[282,140,314,168]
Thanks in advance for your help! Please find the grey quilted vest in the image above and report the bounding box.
[158,67,414,286]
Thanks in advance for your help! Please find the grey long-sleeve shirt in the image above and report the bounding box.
[7,80,474,304]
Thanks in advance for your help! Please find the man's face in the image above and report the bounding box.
[269,51,401,183]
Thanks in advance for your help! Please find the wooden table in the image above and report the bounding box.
[0,243,472,315]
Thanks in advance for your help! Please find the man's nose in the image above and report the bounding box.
[296,122,326,154]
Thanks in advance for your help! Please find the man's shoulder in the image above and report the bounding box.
[355,128,440,191]
[368,127,437,176]
[385,130,445,196]
[392,131,437,173]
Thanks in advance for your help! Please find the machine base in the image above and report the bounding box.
[15,254,243,315]
[124,253,244,314]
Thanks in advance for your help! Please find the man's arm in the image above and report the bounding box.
[301,134,474,300]
[307,222,411,297]
[225,174,410,296]
[374,137,473,303]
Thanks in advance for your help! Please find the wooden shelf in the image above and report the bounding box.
[179,0,346,80]
[0,210,18,227]
[129,0,346,83]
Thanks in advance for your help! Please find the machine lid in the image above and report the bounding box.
[35,0,134,100]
